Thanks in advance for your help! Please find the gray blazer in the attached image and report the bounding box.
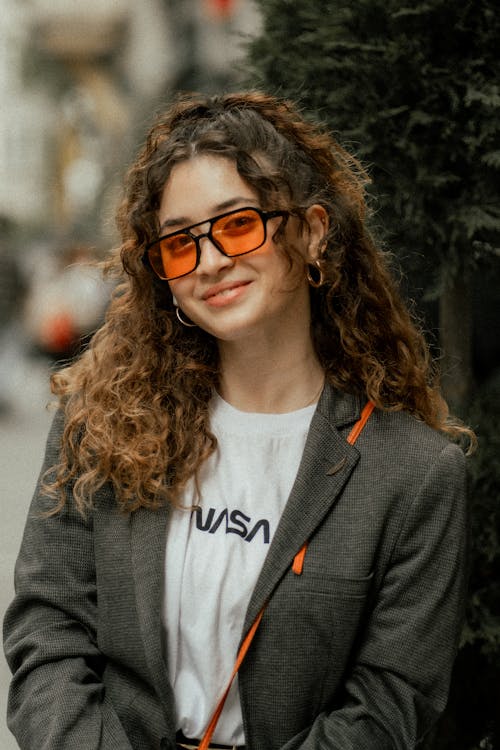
[3,386,468,750]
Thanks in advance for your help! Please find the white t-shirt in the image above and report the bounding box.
[163,394,316,745]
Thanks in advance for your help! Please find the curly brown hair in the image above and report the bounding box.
[47,91,474,515]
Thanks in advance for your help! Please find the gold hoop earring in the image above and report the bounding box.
[175,306,197,328]
[306,260,325,288]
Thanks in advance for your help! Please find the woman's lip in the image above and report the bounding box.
[202,281,252,307]
[202,281,250,300]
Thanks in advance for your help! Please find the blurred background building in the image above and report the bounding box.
[0,0,261,409]
[0,4,261,747]
[0,0,260,237]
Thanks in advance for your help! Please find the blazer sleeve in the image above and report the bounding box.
[2,412,134,750]
[289,441,468,750]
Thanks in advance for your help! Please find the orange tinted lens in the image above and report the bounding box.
[150,234,196,279]
[212,209,265,256]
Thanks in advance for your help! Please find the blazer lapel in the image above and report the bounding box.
[130,503,173,705]
[242,386,364,634]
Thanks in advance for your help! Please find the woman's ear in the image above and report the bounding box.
[305,204,329,260]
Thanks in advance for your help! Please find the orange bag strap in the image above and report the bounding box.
[198,607,265,750]
[198,400,375,749]
[292,400,375,575]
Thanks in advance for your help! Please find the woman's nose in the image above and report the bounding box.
[195,236,234,275]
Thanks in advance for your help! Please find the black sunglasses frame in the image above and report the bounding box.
[143,206,287,281]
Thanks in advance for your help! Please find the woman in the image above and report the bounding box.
[4,92,473,750]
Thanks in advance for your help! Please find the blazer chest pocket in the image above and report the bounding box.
[293,568,374,600]
[253,570,375,716]
[268,568,373,653]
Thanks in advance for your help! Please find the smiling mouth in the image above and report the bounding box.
[214,287,241,298]
[203,281,251,306]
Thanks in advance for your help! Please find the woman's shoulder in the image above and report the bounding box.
[318,387,466,478]
[371,406,460,449]
[361,406,467,488]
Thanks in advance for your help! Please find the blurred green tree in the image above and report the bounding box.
[246,0,500,414]
[246,2,500,748]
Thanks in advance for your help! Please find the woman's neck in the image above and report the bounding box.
[217,337,325,414]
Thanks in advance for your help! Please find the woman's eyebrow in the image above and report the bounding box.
[159,197,257,232]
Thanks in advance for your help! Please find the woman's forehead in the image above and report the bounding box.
[158,155,260,229]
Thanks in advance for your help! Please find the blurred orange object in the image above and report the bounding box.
[39,312,77,354]
[204,0,234,20]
